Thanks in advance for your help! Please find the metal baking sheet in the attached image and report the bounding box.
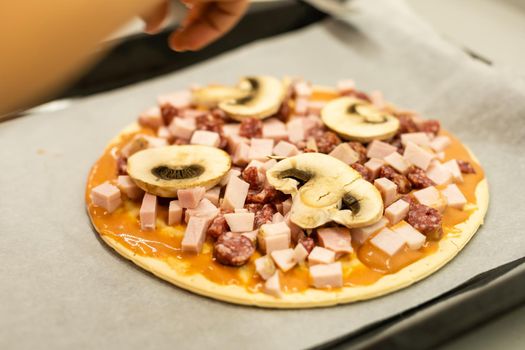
[1,1,524,349]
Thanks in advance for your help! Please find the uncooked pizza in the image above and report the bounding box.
[86,76,488,308]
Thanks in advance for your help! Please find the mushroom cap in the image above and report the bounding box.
[127,145,231,197]
[321,97,399,142]
[192,85,251,107]
[266,153,383,229]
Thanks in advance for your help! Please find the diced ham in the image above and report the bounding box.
[121,134,167,158]
[138,106,162,130]
[180,109,207,119]
[337,79,355,94]
[235,208,248,213]
[263,118,288,140]
[294,98,309,116]
[261,159,277,172]
[442,159,463,183]
[429,135,451,152]
[220,168,241,187]
[413,186,447,212]
[273,141,299,157]
[222,123,240,137]
[328,143,359,165]
[156,126,173,142]
[282,199,292,216]
[241,230,258,244]
[293,243,309,263]
[365,158,385,180]
[168,200,183,226]
[370,90,385,108]
[91,182,122,213]
[307,100,326,115]
[227,134,249,153]
[255,255,276,280]
[293,80,312,97]
[204,186,221,206]
[400,132,431,147]
[117,175,144,200]
[286,118,305,143]
[271,248,297,272]
[308,247,336,265]
[441,184,467,209]
[140,193,157,230]
[181,216,213,253]
[350,217,388,246]
[190,130,220,147]
[310,262,343,289]
[284,213,304,244]
[177,187,205,209]
[258,221,291,253]
[272,212,285,223]
[185,198,219,222]
[224,212,255,232]
[248,138,274,161]
[426,161,453,186]
[384,152,411,174]
[384,199,410,225]
[157,90,191,109]
[370,227,406,256]
[169,118,196,140]
[374,177,398,206]
[317,227,353,257]
[435,152,445,161]
[392,221,426,250]
[367,140,397,159]
[222,176,250,210]
[403,141,433,171]
[263,272,282,298]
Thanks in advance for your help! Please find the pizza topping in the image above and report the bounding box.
[442,159,463,183]
[413,186,447,212]
[182,216,214,253]
[426,161,453,186]
[204,186,221,206]
[258,221,291,254]
[317,227,353,257]
[321,97,399,142]
[168,118,196,140]
[239,117,263,138]
[184,198,219,223]
[121,134,167,158]
[213,232,255,267]
[364,158,385,180]
[395,112,419,134]
[310,262,343,289]
[222,176,250,210]
[139,193,158,230]
[138,106,163,130]
[308,246,336,265]
[255,255,276,280]
[128,145,231,197]
[379,165,412,194]
[366,140,397,160]
[403,141,434,171]
[384,152,411,174]
[176,187,206,209]
[224,212,255,232]
[406,166,434,189]
[313,131,341,154]
[350,217,389,246]
[374,177,398,207]
[271,248,297,272]
[429,135,451,152]
[350,163,372,182]
[400,132,431,147]
[168,200,183,226]
[246,187,279,204]
[384,199,410,225]
[406,202,443,240]
[370,227,406,256]
[299,236,316,254]
[457,160,476,174]
[190,130,221,147]
[391,221,426,250]
[207,213,230,239]
[263,272,282,298]
[273,140,300,158]
[440,184,467,209]
[417,119,440,136]
[328,143,360,165]
[192,85,250,107]
[117,175,144,200]
[91,182,122,213]
[195,114,224,134]
[253,203,276,228]
[347,141,368,164]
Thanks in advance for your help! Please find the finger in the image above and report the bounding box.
[141,0,170,34]
[169,0,248,51]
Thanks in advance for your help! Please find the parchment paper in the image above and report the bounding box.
[1,1,524,349]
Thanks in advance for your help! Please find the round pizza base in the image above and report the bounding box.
[89,122,489,309]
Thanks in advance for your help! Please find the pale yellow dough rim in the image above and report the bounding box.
[89,110,489,309]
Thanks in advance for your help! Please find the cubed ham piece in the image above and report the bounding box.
[180,109,207,119]
[262,159,277,172]
[263,118,288,141]
[91,182,122,213]
[385,199,410,225]
[190,130,220,147]
[169,118,196,140]
[294,98,309,116]
[204,186,221,206]
[293,243,309,263]
[181,216,213,253]
[365,158,385,180]
[403,141,434,171]
[222,123,240,137]
[293,80,312,97]
[384,152,411,174]
[413,186,447,212]
[255,255,276,280]
[284,213,304,244]
[248,138,274,161]
[317,227,353,257]
[157,90,191,109]
[258,222,291,254]
[185,198,219,223]
[235,208,248,213]
[168,200,183,226]
[374,177,398,206]
[121,134,167,158]
[350,217,388,246]
[227,134,249,153]
[271,248,297,272]
[308,247,336,265]
[370,227,406,256]
[222,176,250,210]
[157,126,173,141]
[117,175,144,200]
[241,230,258,244]
[282,199,292,215]
[441,184,467,209]
[337,79,355,94]
[392,221,426,250]
[367,140,397,159]
[140,193,157,230]
[400,132,431,147]
[263,272,282,298]
[220,168,241,187]
[429,135,451,152]
[328,143,359,165]
[426,162,453,186]
[302,115,323,133]
[370,90,385,108]
[442,159,463,183]
[224,212,255,232]
[307,100,326,115]
[138,106,162,130]
[272,212,285,223]
[286,118,305,143]
[435,152,445,161]
[310,262,343,289]
[273,141,299,157]
[177,187,205,209]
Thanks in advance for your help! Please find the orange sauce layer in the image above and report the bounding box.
[86,93,485,294]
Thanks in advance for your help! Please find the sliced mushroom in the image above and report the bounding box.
[192,84,251,107]
[266,153,383,229]
[321,97,399,142]
[219,76,286,121]
[127,145,231,197]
